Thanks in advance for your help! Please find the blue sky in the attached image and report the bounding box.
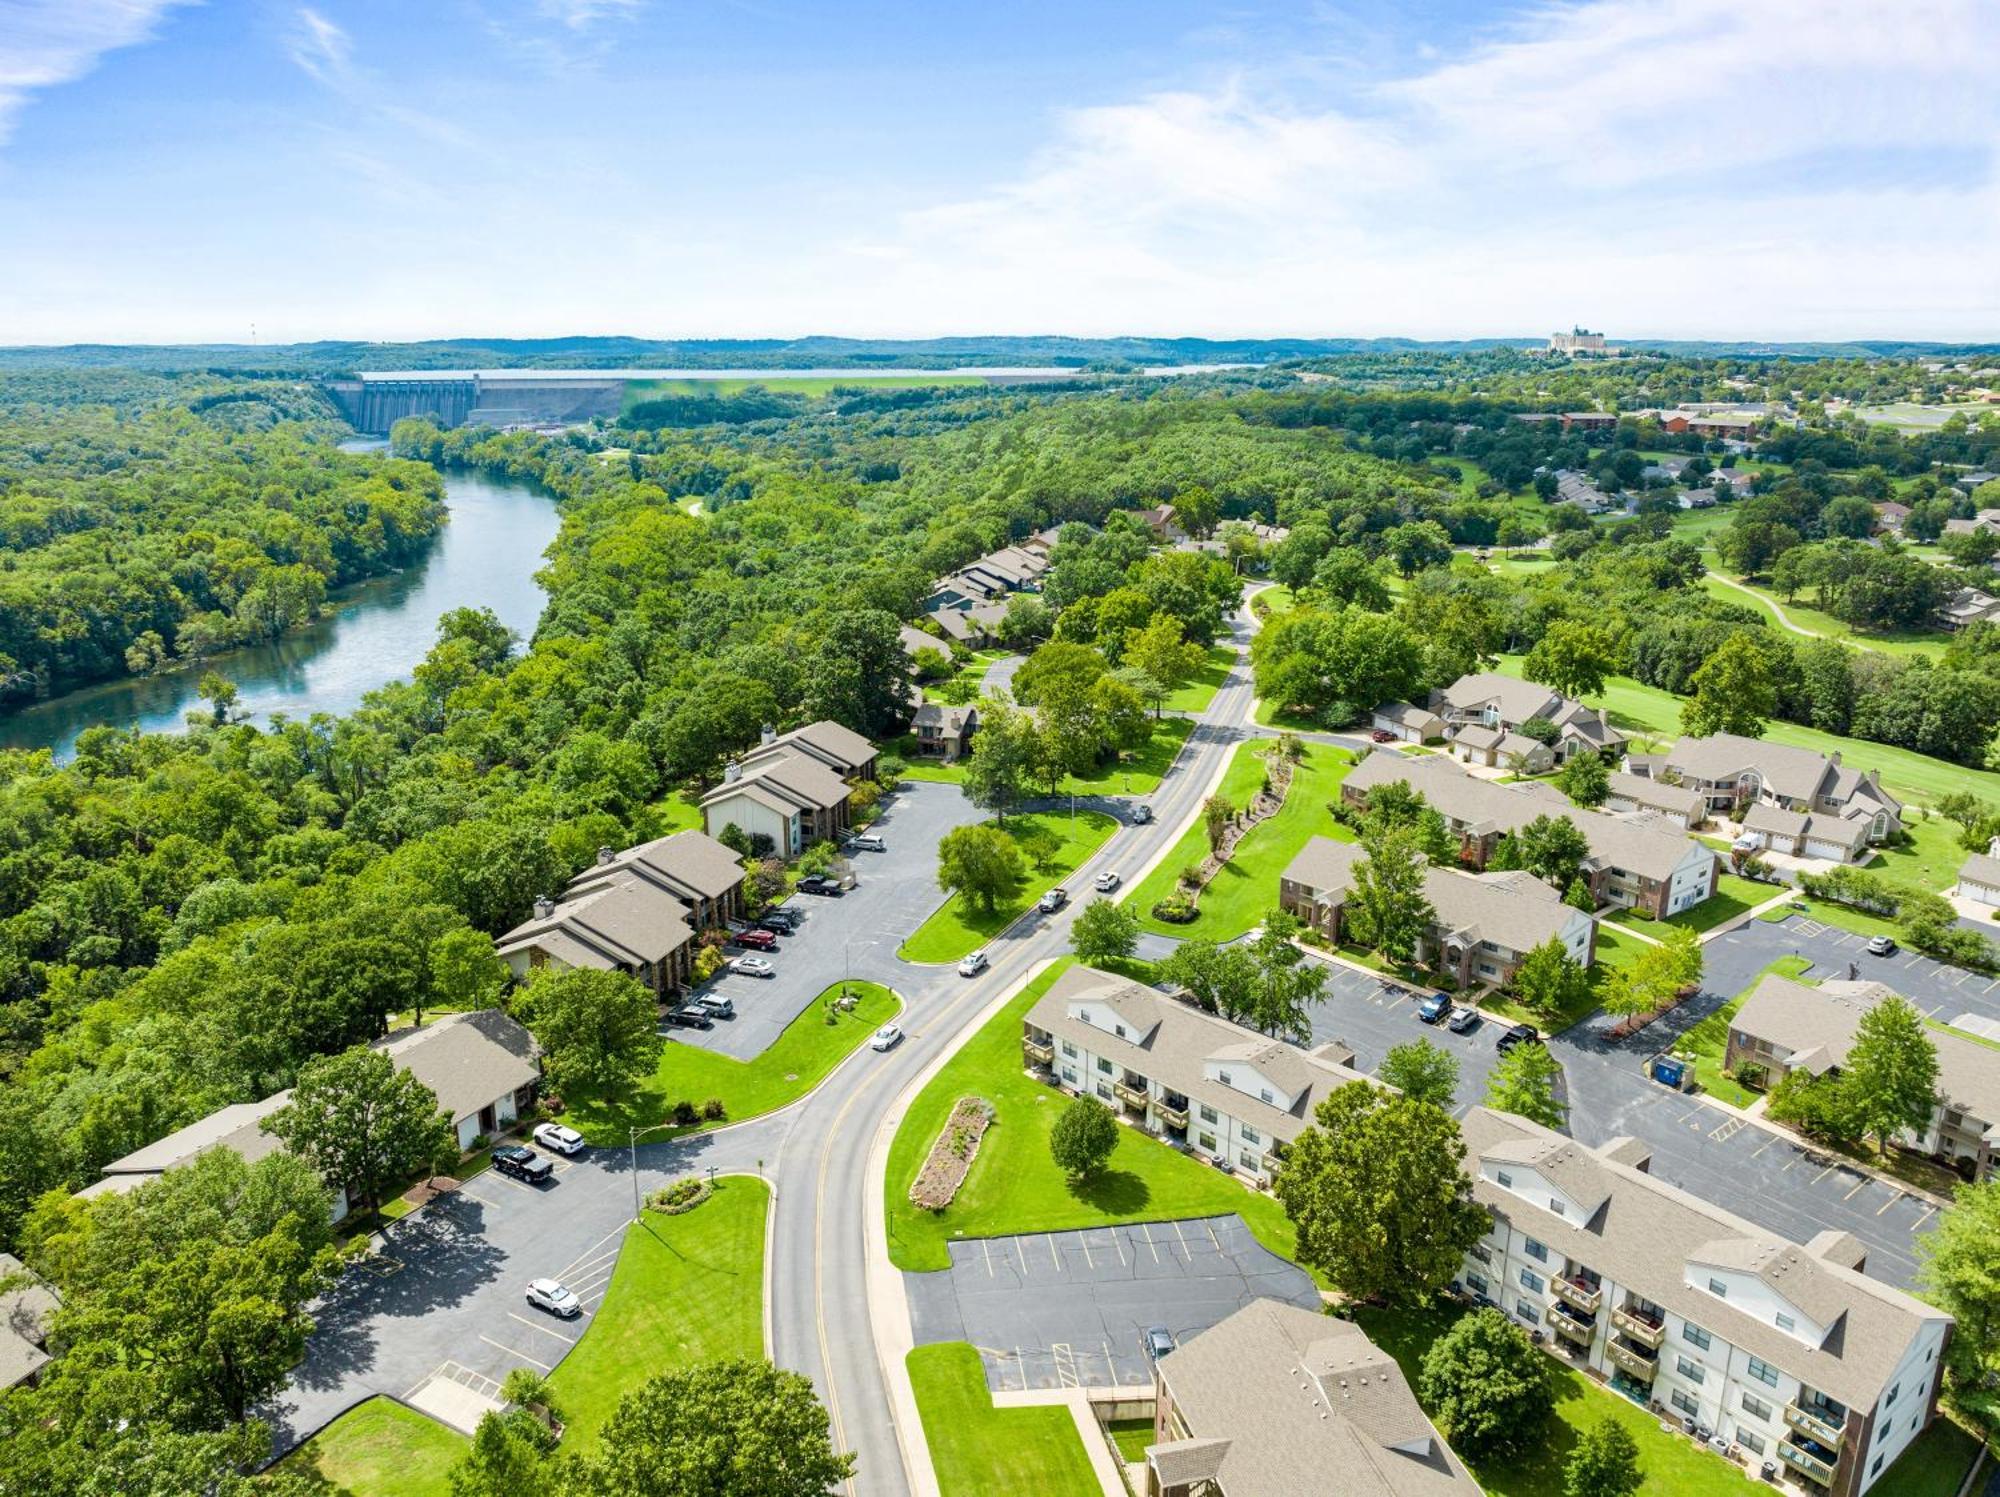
[0,0,1995,343]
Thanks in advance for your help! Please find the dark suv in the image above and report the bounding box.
[665,1005,714,1030]
[797,874,841,896]
[492,1146,553,1184]
[1496,1023,1542,1054]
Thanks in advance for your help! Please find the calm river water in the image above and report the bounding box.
[0,444,561,760]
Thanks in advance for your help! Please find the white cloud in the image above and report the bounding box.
[286,6,350,83]
[535,0,641,28]
[0,0,192,147]
[835,0,2000,340]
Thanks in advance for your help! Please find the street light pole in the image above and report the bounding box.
[628,1121,680,1222]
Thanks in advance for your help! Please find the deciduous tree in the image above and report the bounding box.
[1523,620,1618,701]
[268,1046,459,1220]
[1681,634,1776,738]
[1418,1309,1553,1459]
[1050,1095,1120,1181]
[1843,995,1940,1155]
[514,968,664,1100]
[935,823,1024,914]
[1348,829,1435,965]
[1564,1419,1642,1497]
[1917,1178,2000,1446]
[1484,1040,1567,1128]
[1071,897,1140,966]
[1380,1039,1459,1110]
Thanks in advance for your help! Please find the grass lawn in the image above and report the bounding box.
[1128,743,1352,941]
[908,1343,1102,1497]
[1761,896,1904,943]
[1606,873,1776,936]
[650,792,702,833]
[1489,656,2000,808]
[1675,954,1813,1106]
[623,374,986,405]
[1698,573,1949,660]
[1107,1417,1155,1464]
[1161,644,1236,714]
[562,982,900,1143]
[1250,585,1296,617]
[891,718,1192,797]
[1869,814,1978,897]
[1357,1303,1767,1497]
[885,960,1309,1274]
[899,811,1119,963]
[547,1176,768,1449]
[1872,1417,1983,1497]
[281,1397,464,1497]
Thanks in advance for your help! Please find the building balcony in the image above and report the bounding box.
[1784,1403,1846,1451]
[1778,1439,1839,1487]
[1605,1338,1659,1382]
[1552,1275,1603,1315]
[1545,1303,1595,1346]
[1023,1036,1054,1066]
[1610,1304,1666,1350]
[1113,1079,1151,1110]
[1155,1100,1188,1129]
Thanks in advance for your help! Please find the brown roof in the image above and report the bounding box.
[567,830,744,907]
[373,1010,541,1127]
[1157,1300,1480,1497]
[745,719,876,777]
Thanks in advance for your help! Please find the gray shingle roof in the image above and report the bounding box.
[1433,672,1562,725]
[746,720,876,777]
[1664,733,1836,804]
[568,830,744,906]
[0,1253,57,1391]
[1463,1106,1948,1409]
[373,1009,542,1127]
[1156,1300,1480,1497]
[1961,851,2000,891]
[1605,770,1703,820]
[496,873,694,969]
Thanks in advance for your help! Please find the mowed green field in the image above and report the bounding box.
[622,374,988,408]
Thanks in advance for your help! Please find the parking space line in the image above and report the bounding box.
[478,1334,552,1371]
[1748,1133,1778,1158]
[1925,1004,1945,1018]
[1956,971,1979,987]
[456,1187,500,1208]
[1901,954,1924,968]
[1139,1223,1160,1264]
[1709,1118,1745,1143]
[506,1312,576,1343]
[1984,978,2000,994]
[1877,1192,1906,1217]
[1110,1228,1127,1267]
[1047,1234,1061,1273]
[1842,1176,1871,1201]
[1204,1220,1222,1254]
[1171,1220,1191,1258]
[1079,1232,1095,1270]
[1810,1164,1838,1183]
[1675,1107,1704,1126]
[982,1239,995,1278]
[1912,1205,1937,1230]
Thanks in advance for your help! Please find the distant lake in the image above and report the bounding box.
[0,444,561,760]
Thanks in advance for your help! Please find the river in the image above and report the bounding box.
[0,444,561,760]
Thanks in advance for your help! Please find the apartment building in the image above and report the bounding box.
[924,543,1051,613]
[1021,965,1371,1184]
[1146,1300,1481,1497]
[1457,1107,1950,1497]
[497,829,745,993]
[1343,753,1717,920]
[1426,673,1626,765]
[702,722,867,857]
[1625,735,1901,864]
[1726,974,1999,1183]
[1279,836,1596,985]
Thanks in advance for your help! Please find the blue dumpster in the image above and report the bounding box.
[1651,1057,1690,1091]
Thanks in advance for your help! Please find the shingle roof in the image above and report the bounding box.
[98,1095,292,1176]
[0,1253,59,1391]
[1375,700,1443,730]
[1464,1106,1948,1409]
[1664,733,1836,803]
[496,873,694,970]
[1605,770,1703,820]
[568,830,744,907]
[912,702,976,736]
[1156,1300,1480,1497]
[1961,851,2000,891]
[704,748,852,813]
[1029,966,1368,1141]
[1433,672,1562,724]
[373,1009,541,1127]
[899,624,943,659]
[747,720,876,777]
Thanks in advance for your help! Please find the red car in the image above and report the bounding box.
[732,928,777,950]
[1370,729,1397,743]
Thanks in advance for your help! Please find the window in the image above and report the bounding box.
[1060,1041,1076,1058]
[1739,1431,1766,1457]
[1885,1384,1898,1407]
[1470,1244,1492,1265]
[1199,1104,1218,1124]
[1259,1088,1274,1104]
[1872,1455,1884,1478]
[1670,1389,1699,1418]
[1516,1299,1536,1321]
[1496,1170,1513,1188]
[1478,963,1500,979]
[1061,1067,1077,1084]
[1096,1083,1113,1100]
[1219,1069,1233,1085]
[1197,1132,1216,1151]
[1550,1199,1566,1217]
[1746,1358,1779,1388]
[1097,1057,1112,1075]
[1708,1277,1728,1297]
[1676,1356,1704,1384]
[1775,1313,1795,1333]
[1520,1269,1544,1294]
[1113,1023,1126,1039]
[1524,1239,1548,1263]
[1241,1127,1260,1146]
[1466,1272,1488,1297]
[1741,1393,1773,1422]
[1683,1324,1711,1351]
[1239,1152,1259,1170]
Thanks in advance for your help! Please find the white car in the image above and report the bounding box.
[1093,871,1122,892]
[532,1122,585,1156]
[870,1022,904,1052]
[958,950,989,977]
[731,955,775,978]
[525,1278,582,1318]
[849,832,886,852]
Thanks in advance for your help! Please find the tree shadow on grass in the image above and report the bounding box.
[1068,1169,1149,1215]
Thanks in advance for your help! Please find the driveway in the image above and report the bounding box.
[265,1122,782,1448]
[904,1215,1318,1391]
[677,779,985,1061]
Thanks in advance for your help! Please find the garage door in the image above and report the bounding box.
[1804,839,1851,861]
[1967,881,2000,907]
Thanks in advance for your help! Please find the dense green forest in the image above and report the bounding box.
[0,374,445,702]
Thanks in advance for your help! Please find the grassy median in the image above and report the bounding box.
[899,811,1118,963]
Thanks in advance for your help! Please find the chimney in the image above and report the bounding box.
[760,723,777,746]
[724,759,742,782]
[598,845,616,864]
[533,896,554,920]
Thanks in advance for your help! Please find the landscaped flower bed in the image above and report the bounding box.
[645,1176,713,1215]
[909,1096,994,1211]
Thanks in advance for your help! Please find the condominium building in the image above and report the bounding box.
[1726,974,2000,1183]
[1426,673,1626,765]
[1624,735,1902,862]
[1458,1106,1950,1497]
[1279,836,1595,986]
[1021,965,1371,1184]
[1342,753,1717,920]
[1146,1300,1481,1497]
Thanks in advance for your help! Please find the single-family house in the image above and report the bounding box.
[1942,587,2000,631]
[1942,510,2000,540]
[1872,502,1911,534]
[1457,1107,1950,1497]
[1280,836,1596,985]
[1369,701,1446,744]
[1727,975,2000,1183]
[911,702,978,762]
[1957,851,2000,908]
[1146,1300,1481,1497]
[932,601,1010,646]
[1022,965,1370,1184]
[1137,503,1183,539]
[1427,673,1625,765]
[1627,735,1901,860]
[0,1253,59,1393]
[898,623,948,665]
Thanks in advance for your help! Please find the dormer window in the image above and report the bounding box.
[1260,1088,1274,1104]
[1114,1023,1126,1039]
[1708,1278,1727,1298]
[1496,1170,1513,1188]
[1550,1199,1565,1217]
[1219,1070,1233,1085]
[1775,1313,1795,1333]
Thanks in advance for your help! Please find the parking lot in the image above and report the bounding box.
[1297,954,1503,1114]
[1720,912,2000,1032]
[904,1215,1319,1391]
[672,780,984,1061]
